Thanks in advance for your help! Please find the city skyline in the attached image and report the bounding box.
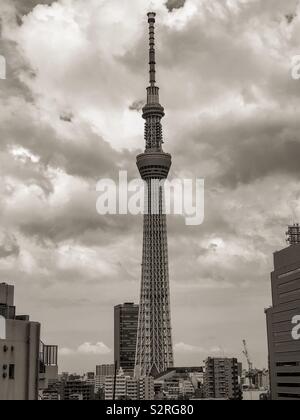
[1,0,300,374]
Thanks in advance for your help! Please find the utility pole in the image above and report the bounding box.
[113,360,117,400]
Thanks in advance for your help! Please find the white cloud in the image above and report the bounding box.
[77,342,112,355]
[59,347,75,356]
[174,342,205,353]
[174,342,227,356]
[210,346,225,354]
[59,342,112,356]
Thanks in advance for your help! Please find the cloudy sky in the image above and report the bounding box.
[1,0,300,373]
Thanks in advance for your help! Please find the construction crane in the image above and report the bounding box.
[242,340,254,390]
[242,340,253,372]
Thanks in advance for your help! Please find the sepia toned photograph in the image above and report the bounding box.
[0,0,300,405]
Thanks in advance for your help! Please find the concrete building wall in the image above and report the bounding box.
[0,284,14,306]
[0,318,40,400]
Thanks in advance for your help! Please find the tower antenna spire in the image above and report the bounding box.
[148,12,157,86]
[135,13,173,377]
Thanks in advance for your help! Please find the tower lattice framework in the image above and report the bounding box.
[135,12,174,377]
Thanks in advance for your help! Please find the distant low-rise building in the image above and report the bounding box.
[252,369,269,390]
[60,380,94,400]
[105,374,127,400]
[105,372,154,400]
[139,376,155,400]
[95,364,115,393]
[85,371,95,391]
[126,377,139,400]
[154,367,204,400]
[40,387,60,400]
[96,364,115,377]
[243,390,264,401]
[60,380,94,401]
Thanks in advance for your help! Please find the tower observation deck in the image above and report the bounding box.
[135,12,174,377]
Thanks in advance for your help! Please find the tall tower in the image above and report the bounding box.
[135,12,174,377]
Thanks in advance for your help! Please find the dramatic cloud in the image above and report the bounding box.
[0,231,20,259]
[129,100,145,112]
[13,0,56,17]
[1,0,300,372]
[166,0,186,12]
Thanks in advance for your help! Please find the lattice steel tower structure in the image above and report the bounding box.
[135,12,174,377]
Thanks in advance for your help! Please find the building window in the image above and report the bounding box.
[9,364,15,380]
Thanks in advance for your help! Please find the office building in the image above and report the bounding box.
[0,283,40,401]
[96,364,115,377]
[265,225,300,400]
[95,364,115,393]
[204,358,242,400]
[114,303,138,375]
